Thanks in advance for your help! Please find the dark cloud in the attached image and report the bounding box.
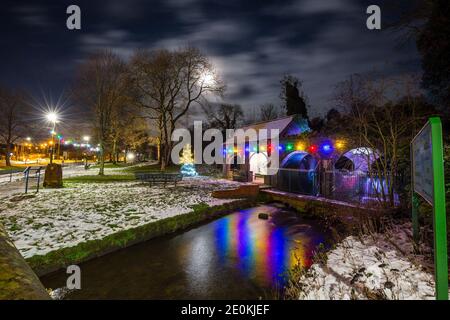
[0,0,421,123]
[11,5,53,27]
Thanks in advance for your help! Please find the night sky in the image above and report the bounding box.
[1,0,420,123]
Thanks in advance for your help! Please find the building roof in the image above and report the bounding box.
[225,115,310,144]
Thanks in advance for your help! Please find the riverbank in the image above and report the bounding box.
[286,221,449,300]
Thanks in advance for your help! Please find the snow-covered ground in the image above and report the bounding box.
[296,222,448,300]
[0,170,241,259]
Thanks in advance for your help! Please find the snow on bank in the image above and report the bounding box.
[297,223,447,300]
[0,176,241,259]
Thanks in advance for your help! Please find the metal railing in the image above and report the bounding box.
[266,168,319,196]
[266,168,401,205]
[23,166,43,193]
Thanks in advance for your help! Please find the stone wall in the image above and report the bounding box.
[211,184,260,199]
[0,225,50,300]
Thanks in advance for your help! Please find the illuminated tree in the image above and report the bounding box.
[180,144,197,176]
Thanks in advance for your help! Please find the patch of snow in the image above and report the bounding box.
[297,223,448,300]
[0,176,242,259]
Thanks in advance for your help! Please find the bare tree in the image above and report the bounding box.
[333,73,433,208]
[203,103,244,134]
[74,50,130,175]
[130,47,225,170]
[259,103,280,121]
[0,86,28,167]
[121,117,150,163]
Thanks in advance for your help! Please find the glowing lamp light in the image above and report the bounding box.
[260,145,266,152]
[46,112,58,123]
[252,146,258,152]
[233,147,238,153]
[286,143,294,151]
[278,145,283,151]
[126,153,135,161]
[245,147,250,153]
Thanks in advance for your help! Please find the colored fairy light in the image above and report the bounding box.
[336,140,345,150]
[278,145,283,151]
[260,145,266,152]
[245,146,250,153]
[321,143,333,154]
[286,143,294,151]
[309,144,318,153]
[296,142,306,151]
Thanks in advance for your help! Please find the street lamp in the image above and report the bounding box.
[82,136,90,167]
[46,112,58,124]
[46,112,58,164]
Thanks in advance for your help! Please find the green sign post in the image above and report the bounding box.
[411,117,448,300]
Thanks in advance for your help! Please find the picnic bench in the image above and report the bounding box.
[135,172,183,187]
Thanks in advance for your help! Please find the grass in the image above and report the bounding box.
[90,162,134,169]
[89,162,180,173]
[63,175,136,184]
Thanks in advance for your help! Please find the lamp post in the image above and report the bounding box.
[46,112,58,164]
[82,136,90,167]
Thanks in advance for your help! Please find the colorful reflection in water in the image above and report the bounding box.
[41,205,328,299]
[213,206,326,287]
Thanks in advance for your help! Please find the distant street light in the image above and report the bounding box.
[83,136,90,142]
